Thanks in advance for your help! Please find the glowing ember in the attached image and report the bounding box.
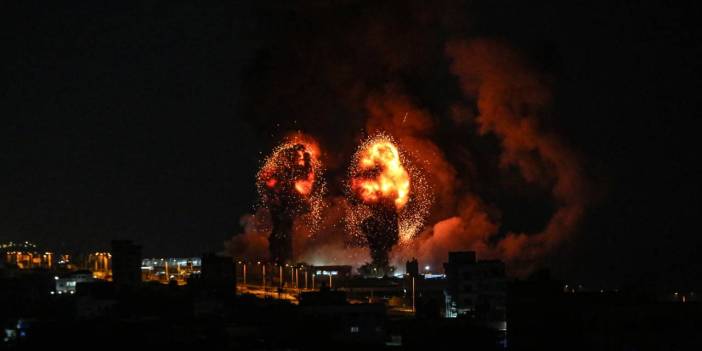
[265,178,278,188]
[294,171,315,195]
[258,139,321,198]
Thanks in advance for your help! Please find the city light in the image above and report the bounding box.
[141,257,200,285]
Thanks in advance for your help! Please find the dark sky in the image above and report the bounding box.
[2,1,700,288]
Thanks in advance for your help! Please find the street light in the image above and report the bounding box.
[279,265,283,288]
[243,262,247,287]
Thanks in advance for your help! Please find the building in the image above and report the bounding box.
[200,253,235,294]
[299,287,387,346]
[111,240,141,290]
[54,270,95,294]
[310,265,352,289]
[506,272,702,350]
[443,251,507,331]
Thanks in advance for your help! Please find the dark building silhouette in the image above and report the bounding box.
[507,271,702,350]
[200,252,236,294]
[443,252,506,327]
[310,265,352,278]
[299,286,387,346]
[414,277,448,320]
[111,240,141,290]
[406,258,419,277]
[299,285,347,306]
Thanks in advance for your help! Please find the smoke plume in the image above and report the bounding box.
[227,2,591,276]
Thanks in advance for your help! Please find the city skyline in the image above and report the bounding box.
[3,1,700,292]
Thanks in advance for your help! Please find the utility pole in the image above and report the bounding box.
[243,263,247,286]
[412,276,416,313]
[279,265,283,287]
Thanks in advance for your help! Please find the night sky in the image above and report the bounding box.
[3,1,700,289]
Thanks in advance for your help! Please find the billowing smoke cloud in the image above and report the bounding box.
[392,194,498,268]
[365,41,589,274]
[224,211,270,261]
[446,39,589,268]
[294,196,370,266]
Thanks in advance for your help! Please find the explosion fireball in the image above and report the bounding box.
[347,133,432,273]
[351,140,410,208]
[257,135,326,264]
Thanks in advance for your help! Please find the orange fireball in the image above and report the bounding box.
[351,137,410,209]
[258,139,320,196]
